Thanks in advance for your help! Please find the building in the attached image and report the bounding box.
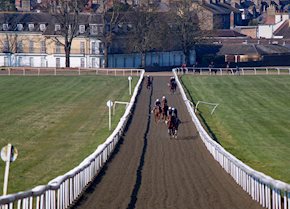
[0,12,104,68]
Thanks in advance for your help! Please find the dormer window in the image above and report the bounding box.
[79,25,85,34]
[28,24,34,31]
[3,24,9,31]
[40,24,46,32]
[55,24,61,31]
[90,24,97,35]
[17,24,23,31]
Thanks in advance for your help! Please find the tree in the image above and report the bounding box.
[126,7,164,68]
[169,0,204,65]
[47,0,85,67]
[0,0,16,11]
[97,1,126,68]
[0,34,18,54]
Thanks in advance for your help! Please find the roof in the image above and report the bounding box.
[202,3,230,14]
[213,29,247,38]
[217,44,259,55]
[0,12,102,36]
[274,20,290,38]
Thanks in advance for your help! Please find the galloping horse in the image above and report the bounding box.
[152,105,162,123]
[161,101,168,121]
[168,77,177,94]
[167,114,178,138]
[146,76,152,89]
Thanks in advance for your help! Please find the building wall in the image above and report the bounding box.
[0,32,103,68]
[108,50,196,68]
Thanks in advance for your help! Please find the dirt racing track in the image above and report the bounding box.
[72,76,264,209]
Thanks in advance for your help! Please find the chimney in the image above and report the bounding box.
[230,11,235,29]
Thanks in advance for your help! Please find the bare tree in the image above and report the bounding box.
[126,7,164,68]
[0,0,16,11]
[0,34,18,53]
[97,1,126,68]
[47,0,85,67]
[169,0,204,65]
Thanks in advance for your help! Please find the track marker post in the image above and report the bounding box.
[106,100,113,130]
[1,144,18,195]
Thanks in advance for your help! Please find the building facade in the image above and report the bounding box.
[0,13,104,68]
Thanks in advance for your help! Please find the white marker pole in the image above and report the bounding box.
[3,144,11,196]
[128,76,132,95]
[106,100,113,130]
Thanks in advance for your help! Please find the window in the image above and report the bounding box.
[79,25,85,34]
[92,42,96,54]
[92,57,96,68]
[80,41,85,54]
[18,57,22,66]
[56,58,60,68]
[55,24,61,31]
[41,41,46,53]
[41,57,45,67]
[29,41,34,53]
[3,40,9,52]
[28,24,34,31]
[80,58,85,68]
[29,57,34,67]
[17,24,23,31]
[99,42,104,54]
[4,57,9,66]
[17,41,23,53]
[90,25,98,35]
[40,24,46,32]
[55,42,61,53]
[3,24,9,31]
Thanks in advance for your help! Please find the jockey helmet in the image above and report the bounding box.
[168,106,172,110]
[172,108,175,111]
[162,96,165,99]
[156,99,159,102]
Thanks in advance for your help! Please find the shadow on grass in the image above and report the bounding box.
[180,76,220,144]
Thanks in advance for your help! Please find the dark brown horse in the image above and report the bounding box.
[167,114,178,138]
[146,76,152,89]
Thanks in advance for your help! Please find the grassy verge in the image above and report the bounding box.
[181,75,290,183]
[0,75,138,194]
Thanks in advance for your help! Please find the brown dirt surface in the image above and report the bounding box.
[71,76,264,209]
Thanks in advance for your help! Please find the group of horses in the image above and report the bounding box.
[151,97,179,139]
[145,75,179,138]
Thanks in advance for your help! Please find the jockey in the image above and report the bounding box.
[172,107,178,118]
[155,99,161,107]
[171,107,179,129]
[167,106,172,116]
[161,96,167,105]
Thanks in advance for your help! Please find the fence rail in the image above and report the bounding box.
[0,67,142,77]
[175,66,290,76]
[0,69,145,209]
[173,68,290,209]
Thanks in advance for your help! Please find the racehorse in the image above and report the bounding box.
[167,114,178,138]
[161,102,168,121]
[169,80,177,94]
[146,76,152,89]
[152,105,162,123]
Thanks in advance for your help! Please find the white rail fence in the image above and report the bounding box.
[0,67,142,77]
[175,66,290,76]
[173,68,290,209]
[0,69,145,209]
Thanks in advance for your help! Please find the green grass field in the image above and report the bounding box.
[0,76,137,194]
[181,75,290,183]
